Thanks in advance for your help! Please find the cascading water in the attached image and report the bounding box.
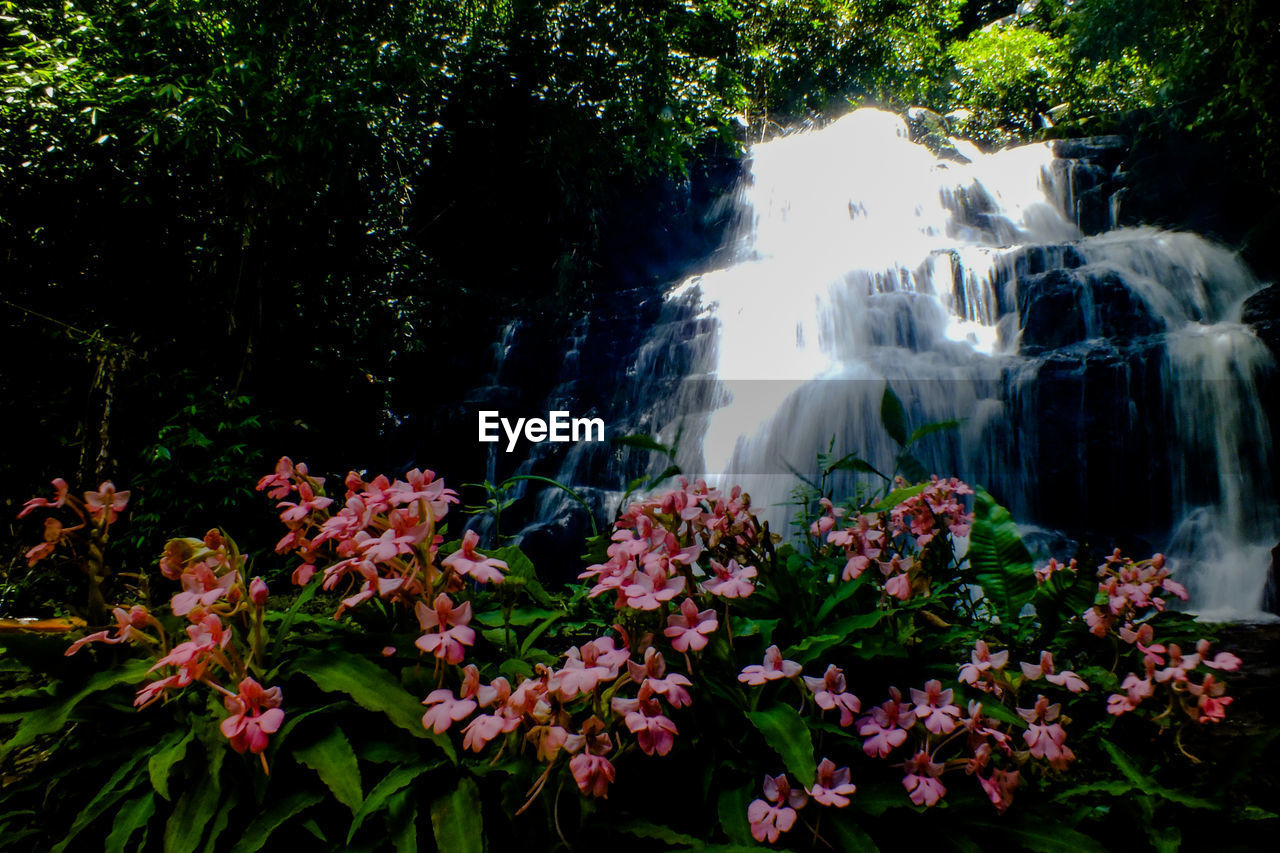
[612,108,1276,618]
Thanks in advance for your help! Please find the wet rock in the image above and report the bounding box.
[1018,268,1165,351]
[1264,543,1280,615]
[1243,282,1280,358]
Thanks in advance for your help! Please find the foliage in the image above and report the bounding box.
[1,392,1268,850]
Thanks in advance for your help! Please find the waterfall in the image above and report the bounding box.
[621,108,1276,618]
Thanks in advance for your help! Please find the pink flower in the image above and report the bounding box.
[627,647,693,707]
[570,754,616,798]
[257,457,297,499]
[1018,696,1074,770]
[149,614,230,686]
[620,565,685,610]
[84,481,130,523]
[977,768,1020,813]
[422,681,479,734]
[808,758,856,807]
[910,680,961,735]
[612,682,679,756]
[902,751,946,806]
[803,664,861,727]
[857,687,917,757]
[66,605,151,656]
[277,480,333,524]
[958,639,1008,694]
[701,559,757,599]
[18,477,69,518]
[1019,651,1088,693]
[220,678,285,754]
[1196,639,1241,672]
[442,530,507,584]
[739,645,802,686]
[414,594,476,664]
[171,564,238,616]
[664,598,719,652]
[748,774,806,844]
[567,717,615,798]
[1187,673,1233,723]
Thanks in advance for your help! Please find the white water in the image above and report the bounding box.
[642,108,1276,618]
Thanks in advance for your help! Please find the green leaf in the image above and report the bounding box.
[430,776,483,853]
[717,784,753,846]
[611,434,671,455]
[907,419,960,446]
[824,453,887,480]
[230,789,323,853]
[620,820,700,846]
[294,727,363,813]
[894,452,929,484]
[880,384,908,446]
[814,574,871,622]
[105,792,156,853]
[746,704,816,788]
[163,744,224,853]
[0,659,151,762]
[149,727,195,801]
[828,815,879,852]
[783,633,844,663]
[869,483,928,512]
[967,488,1036,623]
[1100,740,1217,809]
[474,607,560,628]
[519,612,563,656]
[971,820,1102,853]
[348,764,436,843]
[294,651,455,762]
[269,573,324,659]
[201,787,238,853]
[54,749,149,852]
[485,546,555,607]
[387,787,419,853]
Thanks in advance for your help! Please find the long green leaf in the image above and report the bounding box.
[869,483,928,512]
[105,792,156,853]
[293,651,456,762]
[149,727,195,801]
[269,573,324,659]
[54,749,149,852]
[430,776,484,853]
[162,743,223,853]
[828,815,880,852]
[229,789,323,853]
[294,727,363,812]
[971,820,1103,853]
[387,788,419,853]
[746,704,816,788]
[0,659,151,762]
[348,763,437,843]
[907,419,961,446]
[967,488,1036,623]
[880,384,909,446]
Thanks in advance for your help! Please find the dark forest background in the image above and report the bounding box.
[4,0,1279,603]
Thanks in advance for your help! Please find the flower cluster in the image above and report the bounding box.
[815,476,975,603]
[580,478,766,611]
[420,632,694,803]
[19,478,129,567]
[1079,551,1239,724]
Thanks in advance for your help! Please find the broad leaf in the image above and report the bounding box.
[0,659,151,762]
[746,704,816,788]
[162,743,224,853]
[294,727,363,812]
[869,483,928,512]
[105,792,156,853]
[149,727,195,801]
[294,651,455,762]
[430,776,483,853]
[230,789,323,853]
[967,489,1036,623]
[348,764,437,843]
[880,385,909,446]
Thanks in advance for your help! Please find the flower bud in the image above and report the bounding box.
[250,576,269,606]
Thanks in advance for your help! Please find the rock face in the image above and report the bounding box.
[1018,268,1164,351]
